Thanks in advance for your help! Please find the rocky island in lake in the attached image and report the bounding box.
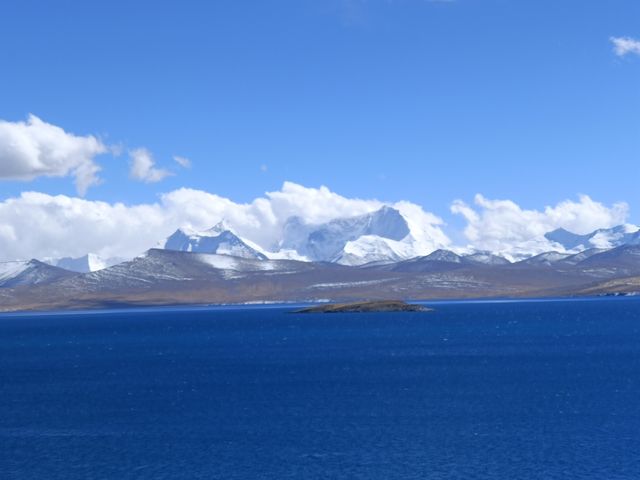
[295,300,431,314]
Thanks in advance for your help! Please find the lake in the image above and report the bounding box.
[1,298,640,479]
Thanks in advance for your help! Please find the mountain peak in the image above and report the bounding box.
[463,251,511,265]
[375,205,396,215]
[163,224,266,260]
[424,249,463,263]
[206,220,231,235]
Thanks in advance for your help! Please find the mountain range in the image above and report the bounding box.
[34,207,640,272]
[3,207,640,311]
[2,243,640,312]
[545,224,640,251]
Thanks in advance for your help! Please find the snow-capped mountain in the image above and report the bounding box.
[383,250,465,273]
[280,206,409,262]
[163,221,267,260]
[278,206,441,265]
[0,260,77,288]
[512,248,608,267]
[9,244,640,312]
[463,252,511,266]
[545,225,640,251]
[47,254,125,273]
[380,249,514,273]
[424,249,464,264]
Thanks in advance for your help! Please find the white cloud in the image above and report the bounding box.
[129,148,173,183]
[0,182,630,263]
[0,114,107,195]
[611,36,640,57]
[451,194,629,259]
[0,182,449,262]
[173,155,191,169]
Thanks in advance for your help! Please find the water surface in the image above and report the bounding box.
[1,298,640,479]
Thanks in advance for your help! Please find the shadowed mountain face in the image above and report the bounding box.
[576,245,640,275]
[3,245,640,312]
[556,248,607,266]
[545,228,594,250]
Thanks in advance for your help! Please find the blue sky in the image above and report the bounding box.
[0,0,639,258]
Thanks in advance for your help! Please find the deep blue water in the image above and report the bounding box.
[1,298,640,479]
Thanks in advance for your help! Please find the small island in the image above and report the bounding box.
[294,300,432,314]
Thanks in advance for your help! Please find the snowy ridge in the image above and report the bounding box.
[0,261,30,282]
[195,253,291,272]
[0,260,76,288]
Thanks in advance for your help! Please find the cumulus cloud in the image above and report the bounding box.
[451,194,629,259]
[0,181,629,263]
[611,36,640,57]
[129,148,173,183]
[0,114,107,195]
[0,182,449,262]
[173,155,191,168]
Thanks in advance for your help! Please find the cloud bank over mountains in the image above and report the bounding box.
[451,194,629,259]
[0,181,630,263]
[0,182,448,262]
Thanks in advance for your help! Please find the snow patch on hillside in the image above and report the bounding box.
[0,261,29,282]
